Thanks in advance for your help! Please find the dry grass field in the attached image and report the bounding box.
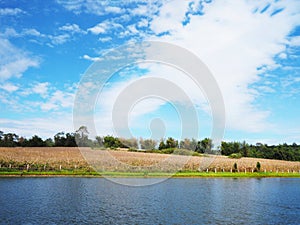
[0,147,300,173]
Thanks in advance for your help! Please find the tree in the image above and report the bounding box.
[75,126,89,147]
[27,135,46,147]
[158,140,166,150]
[180,138,192,150]
[95,136,104,147]
[103,135,121,149]
[1,133,18,147]
[140,138,157,150]
[45,138,54,147]
[54,132,66,146]
[118,137,138,149]
[65,133,77,147]
[241,141,249,157]
[165,137,178,149]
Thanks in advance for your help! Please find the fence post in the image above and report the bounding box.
[59,165,62,170]
[9,164,11,168]
[26,164,29,171]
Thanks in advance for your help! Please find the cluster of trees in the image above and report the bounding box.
[221,141,300,161]
[1,127,300,161]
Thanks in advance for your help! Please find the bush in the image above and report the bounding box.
[228,153,242,159]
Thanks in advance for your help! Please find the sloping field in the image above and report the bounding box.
[0,147,300,173]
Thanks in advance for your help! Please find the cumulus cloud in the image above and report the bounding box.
[146,0,300,133]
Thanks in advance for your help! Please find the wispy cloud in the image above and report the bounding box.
[0,83,19,92]
[59,23,86,34]
[0,8,25,16]
[88,20,123,35]
[0,38,39,81]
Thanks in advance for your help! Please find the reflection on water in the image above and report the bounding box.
[0,178,300,224]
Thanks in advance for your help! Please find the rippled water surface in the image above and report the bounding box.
[0,177,300,224]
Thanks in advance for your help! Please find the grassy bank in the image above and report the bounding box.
[1,170,300,178]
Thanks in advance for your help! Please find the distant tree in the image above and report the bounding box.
[140,138,157,150]
[103,135,121,149]
[180,138,192,150]
[241,141,249,157]
[75,126,89,147]
[95,136,104,147]
[158,139,166,150]
[27,135,46,147]
[118,137,138,149]
[165,137,178,149]
[65,133,77,147]
[54,132,66,146]
[1,133,18,147]
[45,138,54,147]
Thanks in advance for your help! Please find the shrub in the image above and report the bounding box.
[228,153,242,159]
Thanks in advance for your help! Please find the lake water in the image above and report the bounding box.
[0,178,300,225]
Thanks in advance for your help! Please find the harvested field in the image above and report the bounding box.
[0,147,300,173]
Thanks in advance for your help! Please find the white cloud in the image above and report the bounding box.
[0,83,19,92]
[278,52,287,59]
[290,36,300,46]
[0,116,74,139]
[0,8,25,16]
[99,37,112,42]
[40,90,75,111]
[82,54,102,62]
[31,82,49,98]
[49,34,70,45]
[22,28,44,37]
[146,0,300,133]
[57,0,125,15]
[88,20,123,35]
[0,39,39,81]
[59,23,86,34]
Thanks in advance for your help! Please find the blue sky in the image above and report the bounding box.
[1,0,300,145]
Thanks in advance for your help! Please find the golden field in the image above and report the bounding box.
[0,147,300,173]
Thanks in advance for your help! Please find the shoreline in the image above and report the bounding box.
[1,171,300,178]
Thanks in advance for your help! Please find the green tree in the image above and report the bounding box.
[165,137,178,148]
[27,135,46,147]
[158,139,166,150]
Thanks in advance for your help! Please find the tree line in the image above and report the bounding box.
[0,127,300,161]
